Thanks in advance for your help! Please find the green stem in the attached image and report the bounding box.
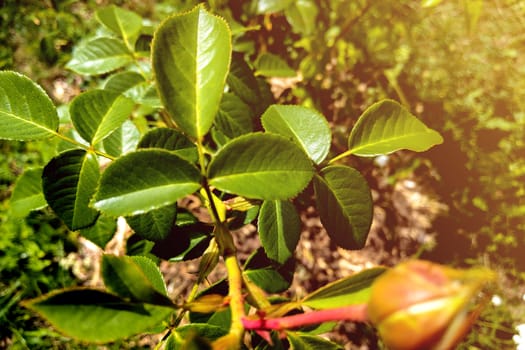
[52,131,116,160]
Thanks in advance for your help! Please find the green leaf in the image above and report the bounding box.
[165,324,227,350]
[130,256,168,296]
[66,37,134,75]
[79,214,116,248]
[313,165,372,250]
[43,150,100,230]
[208,133,314,200]
[126,204,177,241]
[22,289,173,343]
[152,6,232,140]
[262,105,331,164]
[285,0,319,36]
[287,332,343,350]
[255,53,296,77]
[215,93,253,138]
[348,99,443,156]
[258,200,301,264]
[102,254,172,306]
[70,89,135,145]
[256,0,295,14]
[103,71,145,94]
[302,267,386,309]
[96,5,142,44]
[227,52,260,105]
[93,149,202,217]
[138,128,198,163]
[102,119,140,157]
[243,248,294,293]
[0,71,58,140]
[9,167,47,217]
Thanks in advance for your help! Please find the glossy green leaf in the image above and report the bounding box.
[255,53,296,77]
[130,256,168,296]
[79,215,116,248]
[70,89,135,145]
[313,165,372,250]
[215,93,253,138]
[227,52,260,105]
[256,0,295,13]
[103,71,145,94]
[302,267,386,309]
[96,5,142,44]
[93,149,202,216]
[102,120,140,157]
[258,200,301,264]
[348,99,443,156]
[102,254,172,306]
[0,71,58,140]
[152,6,231,140]
[126,204,177,241]
[262,105,331,164]
[43,150,100,230]
[208,133,314,200]
[22,289,173,343]
[285,0,319,36]
[138,128,198,163]
[10,167,47,217]
[287,332,343,350]
[66,37,134,75]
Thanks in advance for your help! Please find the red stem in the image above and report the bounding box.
[242,304,369,331]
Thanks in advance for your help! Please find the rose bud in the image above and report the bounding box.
[367,260,494,350]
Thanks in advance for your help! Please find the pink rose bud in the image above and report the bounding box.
[367,260,494,350]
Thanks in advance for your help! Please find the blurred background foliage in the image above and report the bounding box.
[0,0,523,348]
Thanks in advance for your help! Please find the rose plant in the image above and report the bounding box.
[0,5,494,349]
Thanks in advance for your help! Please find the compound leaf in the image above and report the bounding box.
[0,71,58,140]
[313,165,372,250]
[348,99,443,156]
[152,6,231,140]
[208,133,313,200]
